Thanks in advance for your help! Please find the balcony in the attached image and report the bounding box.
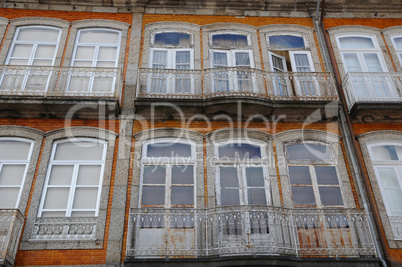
[135,68,338,121]
[126,206,375,261]
[342,72,402,122]
[0,209,24,266]
[0,65,123,119]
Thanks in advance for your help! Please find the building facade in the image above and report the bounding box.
[0,0,400,266]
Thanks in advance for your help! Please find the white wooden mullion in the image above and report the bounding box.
[65,164,79,217]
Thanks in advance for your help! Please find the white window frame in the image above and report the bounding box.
[2,25,62,92]
[391,35,402,68]
[266,33,318,96]
[68,28,121,93]
[286,142,345,208]
[139,138,197,209]
[148,47,195,94]
[37,138,107,217]
[210,49,255,93]
[213,139,270,207]
[367,142,402,217]
[335,34,388,73]
[0,137,34,209]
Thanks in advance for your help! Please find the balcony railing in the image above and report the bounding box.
[342,72,402,110]
[136,68,337,101]
[29,216,97,241]
[389,216,402,240]
[0,65,123,102]
[0,209,24,266]
[126,206,375,258]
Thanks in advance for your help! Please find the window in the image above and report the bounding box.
[368,143,402,217]
[391,36,402,68]
[215,142,269,206]
[149,32,194,94]
[210,34,255,92]
[140,139,195,210]
[336,35,391,97]
[0,138,33,208]
[286,142,344,207]
[267,34,316,96]
[0,26,61,91]
[69,28,121,93]
[38,139,106,217]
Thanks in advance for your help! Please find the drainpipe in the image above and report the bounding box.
[314,1,389,267]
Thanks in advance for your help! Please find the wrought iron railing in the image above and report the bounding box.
[126,206,375,258]
[136,68,337,101]
[0,209,24,266]
[0,65,123,102]
[30,217,97,241]
[342,72,402,110]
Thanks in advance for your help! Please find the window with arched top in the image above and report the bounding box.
[38,139,107,217]
[286,142,344,207]
[209,33,255,93]
[0,138,34,208]
[1,26,62,91]
[68,28,122,93]
[140,139,196,209]
[368,143,402,217]
[148,32,194,94]
[391,36,402,68]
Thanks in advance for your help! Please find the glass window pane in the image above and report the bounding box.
[235,52,250,67]
[172,165,193,184]
[343,53,363,72]
[7,59,29,65]
[372,145,399,161]
[171,186,194,205]
[221,188,240,206]
[287,143,331,161]
[219,143,261,159]
[35,45,56,58]
[141,186,165,205]
[384,189,402,214]
[245,167,264,187]
[315,166,339,185]
[176,51,190,66]
[0,141,31,160]
[143,166,166,184]
[394,37,402,49]
[43,188,69,209]
[32,59,52,66]
[17,27,60,42]
[269,35,305,49]
[11,44,32,58]
[293,53,312,72]
[212,34,248,47]
[247,188,267,205]
[71,211,95,217]
[73,188,98,209]
[378,167,400,188]
[77,165,101,185]
[48,165,74,185]
[213,52,228,67]
[364,53,383,72]
[291,186,316,205]
[154,32,190,46]
[0,188,19,208]
[98,47,117,61]
[146,143,191,158]
[54,141,104,161]
[152,50,168,68]
[75,46,95,60]
[339,37,374,49]
[220,167,239,187]
[0,165,26,185]
[79,29,119,44]
[319,187,344,206]
[41,211,66,217]
[289,166,311,185]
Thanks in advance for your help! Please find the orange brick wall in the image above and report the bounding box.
[324,18,402,29]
